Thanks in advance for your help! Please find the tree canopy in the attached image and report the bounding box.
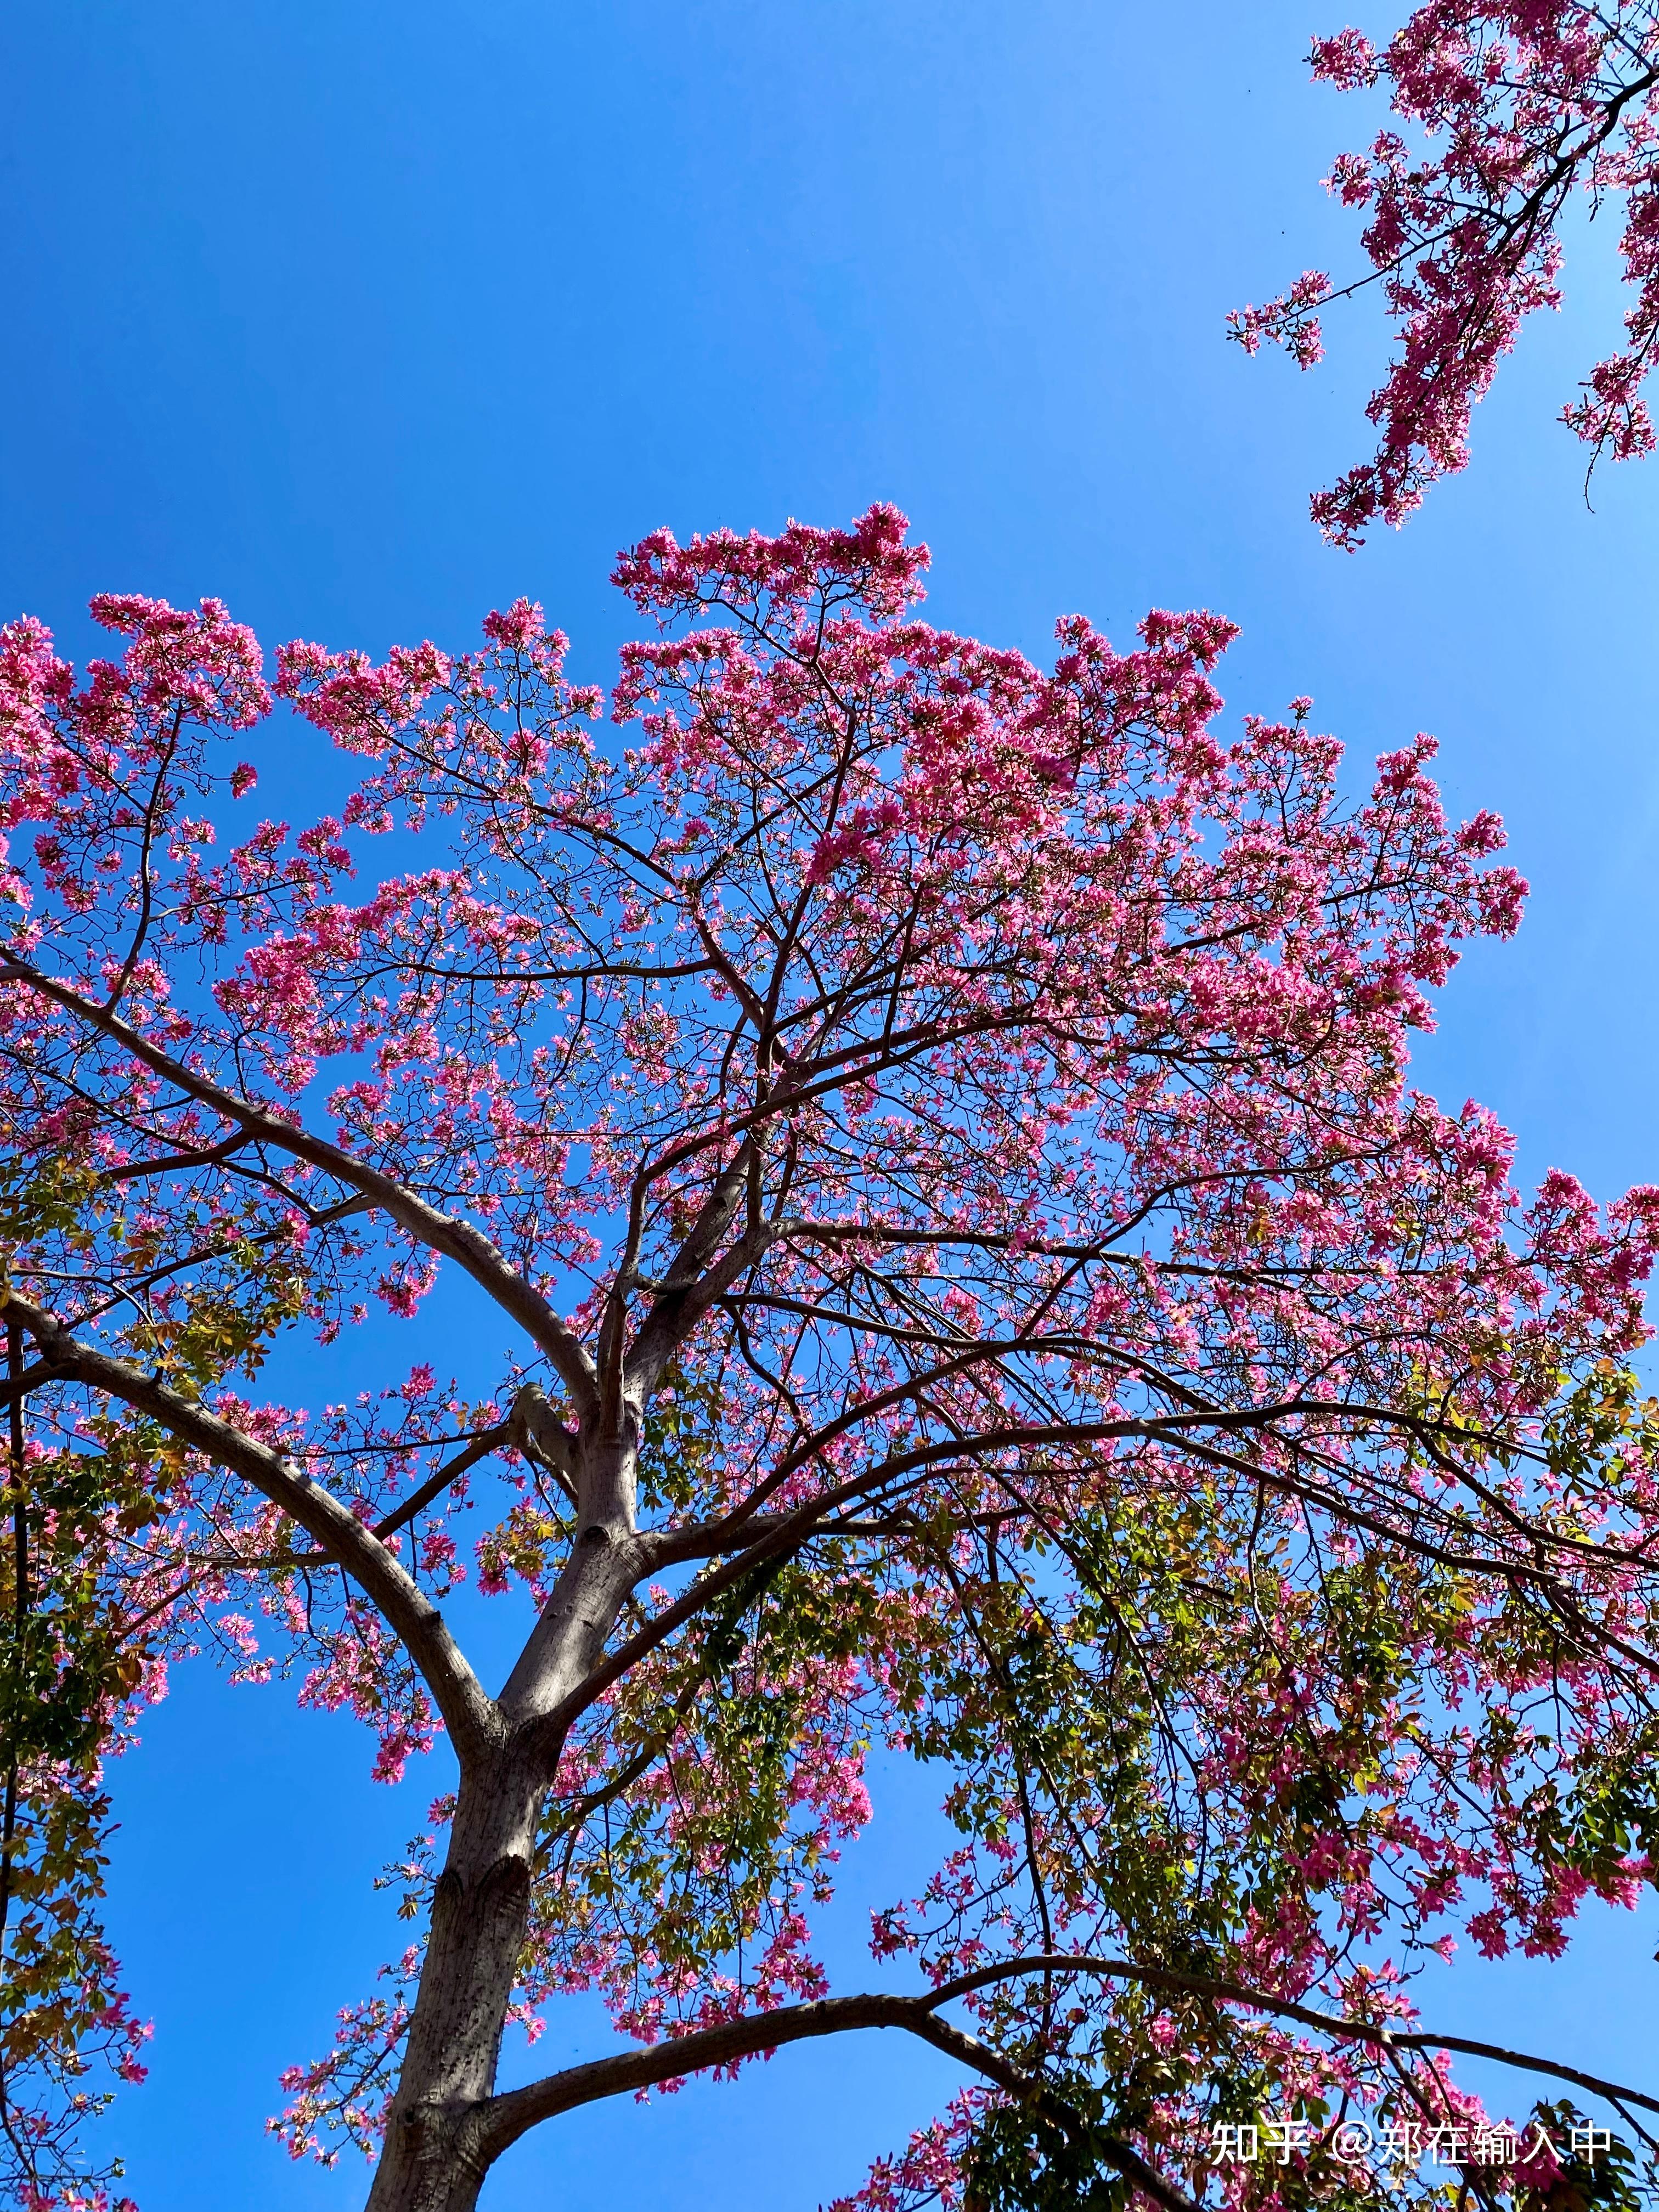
[2,510,1659,2211]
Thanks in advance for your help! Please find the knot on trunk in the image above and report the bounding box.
[384,2096,492,2212]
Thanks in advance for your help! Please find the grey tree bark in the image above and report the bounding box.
[365,1406,647,2212]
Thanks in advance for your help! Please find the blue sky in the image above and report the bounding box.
[4,3,1658,2207]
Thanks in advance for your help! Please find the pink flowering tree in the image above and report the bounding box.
[1232,3,1659,545]
[3,506,1659,2212]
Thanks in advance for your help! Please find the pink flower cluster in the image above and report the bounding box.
[1235,2,1659,542]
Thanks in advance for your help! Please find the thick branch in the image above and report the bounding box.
[465,1989,1193,2212]
[467,1955,1659,2181]
[624,1139,760,1400]
[7,1296,500,1763]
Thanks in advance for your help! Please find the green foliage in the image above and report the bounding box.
[961,2078,1130,2212]
[1521,2105,1648,2212]
[0,1144,317,2194]
[0,1440,157,1771]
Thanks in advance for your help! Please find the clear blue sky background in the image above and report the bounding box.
[3,3,1657,2207]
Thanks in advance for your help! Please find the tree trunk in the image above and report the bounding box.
[364,1456,645,2211]
[364,1748,543,2212]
